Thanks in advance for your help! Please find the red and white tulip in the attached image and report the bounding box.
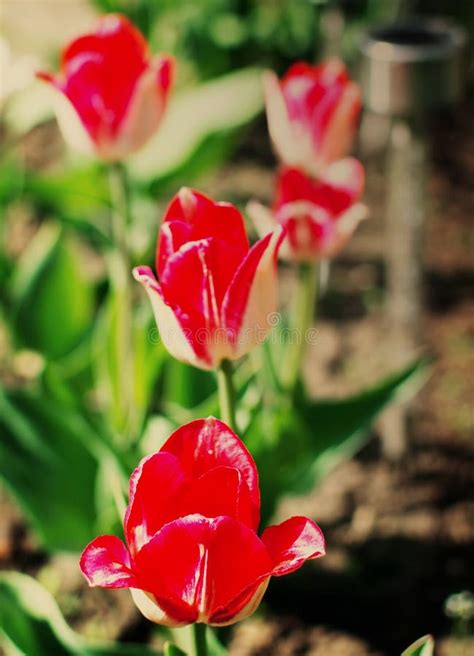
[133,188,283,370]
[37,14,174,161]
[80,417,325,627]
[248,158,366,261]
[263,59,361,176]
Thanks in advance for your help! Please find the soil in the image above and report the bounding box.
[1,78,473,656]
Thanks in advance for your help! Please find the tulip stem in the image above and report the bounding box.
[281,261,319,394]
[217,359,237,431]
[192,623,207,656]
[107,161,136,440]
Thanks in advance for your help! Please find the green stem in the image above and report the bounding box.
[281,261,319,394]
[192,623,207,656]
[217,359,237,431]
[107,162,135,439]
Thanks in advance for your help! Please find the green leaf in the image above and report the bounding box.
[94,289,166,440]
[163,643,187,656]
[293,358,429,491]
[128,67,264,184]
[0,571,161,656]
[11,223,95,360]
[401,635,434,656]
[163,360,217,413]
[0,388,107,551]
[248,359,428,523]
[207,630,228,656]
[24,165,109,220]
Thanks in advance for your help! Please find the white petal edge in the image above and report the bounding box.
[49,86,96,157]
[111,58,170,160]
[233,227,283,359]
[133,266,211,370]
[130,588,188,628]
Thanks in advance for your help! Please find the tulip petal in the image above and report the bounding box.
[263,70,315,172]
[317,81,361,165]
[159,240,222,365]
[163,188,249,251]
[318,157,365,207]
[222,228,283,357]
[180,466,257,529]
[276,160,364,217]
[266,59,361,174]
[80,535,136,588]
[161,417,260,526]
[157,188,249,279]
[246,200,278,239]
[261,516,325,576]
[60,14,148,141]
[133,265,208,368]
[35,83,96,157]
[124,452,187,555]
[204,517,272,625]
[113,55,174,160]
[282,204,330,260]
[134,515,209,625]
[130,588,183,627]
[37,14,172,160]
[323,201,368,258]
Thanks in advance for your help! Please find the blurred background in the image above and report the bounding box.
[1,1,473,655]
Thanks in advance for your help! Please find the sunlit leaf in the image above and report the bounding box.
[0,571,161,655]
[128,67,263,183]
[11,223,95,360]
[247,359,428,523]
[401,635,434,656]
[94,288,166,440]
[163,643,186,656]
[0,388,119,552]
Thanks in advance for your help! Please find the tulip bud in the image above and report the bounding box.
[37,14,174,161]
[263,59,361,176]
[80,417,325,626]
[248,159,367,262]
[133,188,284,370]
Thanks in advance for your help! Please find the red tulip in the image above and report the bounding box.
[248,158,367,261]
[263,59,361,176]
[37,14,174,161]
[133,188,283,370]
[80,417,325,626]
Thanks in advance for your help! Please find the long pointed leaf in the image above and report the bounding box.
[0,572,161,656]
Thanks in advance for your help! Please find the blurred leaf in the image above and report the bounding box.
[11,223,95,360]
[163,359,216,412]
[0,571,161,655]
[163,643,186,656]
[248,359,428,523]
[207,630,228,655]
[94,288,166,440]
[24,165,109,217]
[128,67,264,184]
[292,358,429,491]
[22,166,111,246]
[0,388,114,551]
[401,635,434,656]
[168,625,227,656]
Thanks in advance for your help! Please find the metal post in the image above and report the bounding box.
[359,19,467,459]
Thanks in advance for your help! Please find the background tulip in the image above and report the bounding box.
[37,14,174,161]
[263,59,361,176]
[80,417,325,627]
[248,158,367,261]
[134,188,283,370]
